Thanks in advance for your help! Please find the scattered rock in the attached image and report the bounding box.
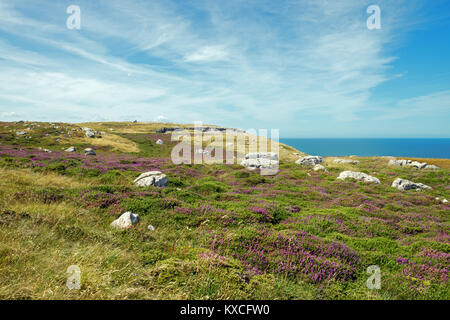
[337,171,380,184]
[111,212,139,229]
[147,225,155,231]
[333,159,360,165]
[388,159,440,170]
[245,152,278,161]
[156,139,163,145]
[313,164,327,172]
[15,131,26,136]
[392,178,431,191]
[84,148,96,156]
[295,156,322,166]
[65,146,76,152]
[241,152,279,170]
[134,171,168,187]
[435,197,448,204]
[82,127,101,138]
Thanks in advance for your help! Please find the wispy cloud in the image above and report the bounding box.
[0,0,448,137]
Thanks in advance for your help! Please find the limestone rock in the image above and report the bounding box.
[156,139,163,145]
[391,178,431,191]
[134,171,168,187]
[111,212,139,229]
[84,148,96,156]
[245,152,278,161]
[388,159,440,170]
[241,152,279,170]
[65,146,76,152]
[296,156,322,166]
[313,164,327,172]
[333,159,360,165]
[337,171,380,184]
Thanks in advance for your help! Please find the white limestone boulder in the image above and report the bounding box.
[333,159,360,165]
[391,178,431,191]
[111,212,139,229]
[296,156,322,166]
[134,171,168,187]
[337,171,380,184]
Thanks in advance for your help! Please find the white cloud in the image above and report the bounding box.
[154,115,168,122]
[183,46,229,62]
[0,0,446,137]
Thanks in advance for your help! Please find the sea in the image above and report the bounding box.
[279,138,450,159]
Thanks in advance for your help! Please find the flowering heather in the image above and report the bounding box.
[212,229,361,283]
[0,124,449,300]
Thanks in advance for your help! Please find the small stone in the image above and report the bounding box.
[65,146,76,152]
[147,225,155,231]
[313,164,327,172]
[156,139,163,145]
[84,148,96,156]
[111,212,139,229]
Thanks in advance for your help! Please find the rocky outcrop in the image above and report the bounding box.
[82,127,101,138]
[337,171,380,184]
[111,212,139,229]
[241,152,279,170]
[245,152,278,161]
[388,159,440,170]
[391,178,431,191]
[333,159,360,165]
[134,171,168,187]
[84,148,96,156]
[295,156,322,166]
[313,164,327,172]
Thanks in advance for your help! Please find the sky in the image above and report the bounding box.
[0,0,449,138]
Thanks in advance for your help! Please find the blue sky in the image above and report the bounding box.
[0,0,449,138]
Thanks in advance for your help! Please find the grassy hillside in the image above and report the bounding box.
[0,121,448,299]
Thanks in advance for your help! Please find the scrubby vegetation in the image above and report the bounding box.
[0,121,448,299]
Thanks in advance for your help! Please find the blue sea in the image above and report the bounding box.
[279,138,450,159]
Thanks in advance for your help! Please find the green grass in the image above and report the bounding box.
[0,121,448,300]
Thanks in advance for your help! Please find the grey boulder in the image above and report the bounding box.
[391,178,431,191]
[388,159,440,170]
[337,171,380,184]
[84,148,96,155]
[241,152,279,171]
[296,156,322,166]
[134,171,168,187]
[313,164,327,172]
[111,212,139,229]
[333,159,360,165]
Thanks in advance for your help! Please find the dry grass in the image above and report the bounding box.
[0,168,88,190]
[70,134,139,153]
